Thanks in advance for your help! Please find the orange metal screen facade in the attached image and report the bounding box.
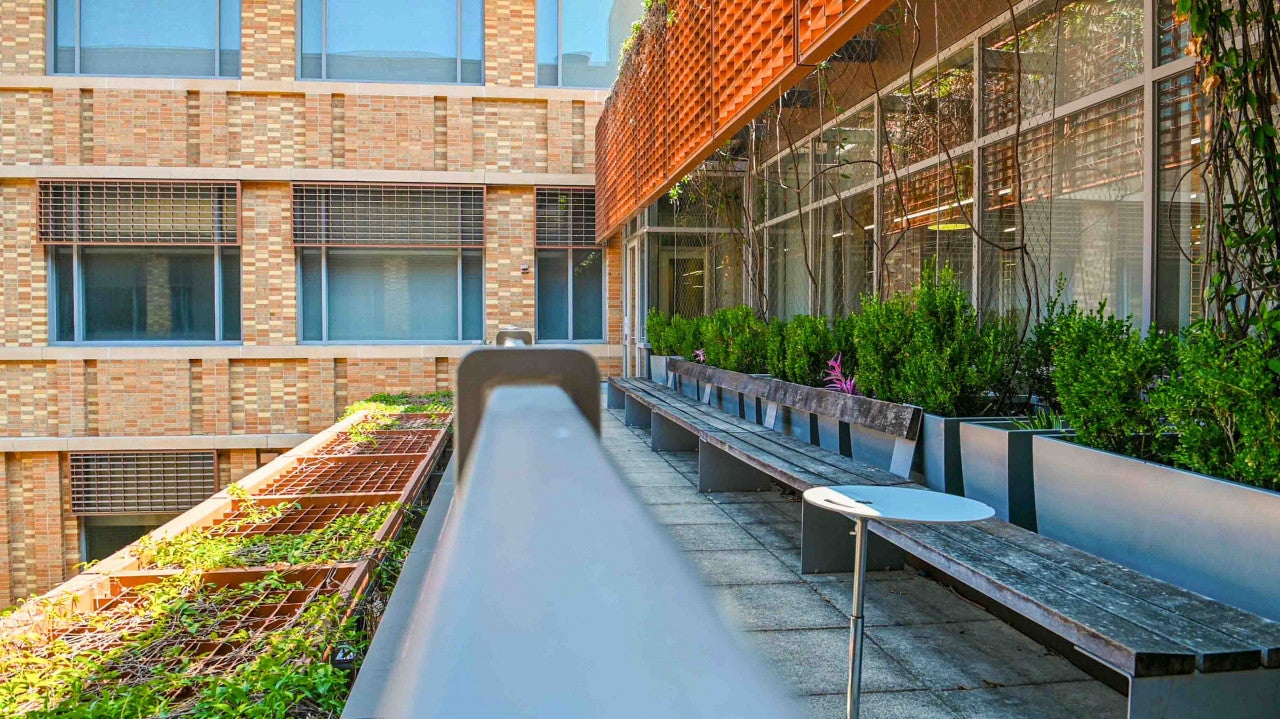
[596,0,894,238]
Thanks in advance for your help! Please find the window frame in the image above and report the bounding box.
[47,244,242,346]
[296,0,485,85]
[296,246,485,344]
[535,247,606,343]
[47,0,242,78]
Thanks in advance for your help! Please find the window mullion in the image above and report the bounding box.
[214,0,221,77]
[321,0,328,80]
[74,0,82,74]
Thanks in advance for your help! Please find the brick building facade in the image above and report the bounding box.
[0,0,625,604]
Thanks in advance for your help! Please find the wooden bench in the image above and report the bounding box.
[606,374,1280,718]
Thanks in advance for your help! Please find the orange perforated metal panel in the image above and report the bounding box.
[596,0,894,238]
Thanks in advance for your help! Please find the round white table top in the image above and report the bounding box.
[803,485,995,524]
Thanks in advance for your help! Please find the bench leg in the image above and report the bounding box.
[1129,669,1280,719]
[697,440,773,493]
[606,383,626,410]
[623,396,651,428]
[652,413,698,451]
[801,503,905,574]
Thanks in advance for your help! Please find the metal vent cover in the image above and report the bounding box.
[293,184,485,247]
[537,188,598,247]
[70,451,218,515]
[39,181,239,245]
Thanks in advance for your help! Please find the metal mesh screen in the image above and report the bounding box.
[39,181,239,245]
[293,184,484,247]
[70,452,218,515]
[536,188,598,247]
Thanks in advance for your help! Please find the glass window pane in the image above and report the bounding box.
[1157,0,1192,65]
[220,247,241,341]
[767,217,807,319]
[300,249,324,341]
[815,107,876,199]
[571,249,604,340]
[327,250,459,341]
[978,124,1055,317]
[325,0,458,82]
[79,0,219,77]
[461,249,483,340]
[882,163,975,298]
[535,0,560,85]
[219,0,241,77]
[460,0,484,83]
[53,247,76,342]
[536,249,569,340]
[82,248,217,341]
[881,49,974,169]
[819,193,875,316]
[53,0,77,73]
[299,0,323,78]
[558,0,644,88]
[1155,71,1206,331]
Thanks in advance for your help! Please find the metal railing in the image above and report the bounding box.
[343,346,799,718]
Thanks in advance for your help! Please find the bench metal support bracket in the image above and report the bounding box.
[652,413,698,452]
[624,396,651,428]
[697,440,774,493]
[606,382,626,410]
[801,503,905,574]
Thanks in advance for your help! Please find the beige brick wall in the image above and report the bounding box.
[0,0,624,603]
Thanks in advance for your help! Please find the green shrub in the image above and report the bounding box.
[782,315,835,386]
[1016,279,1076,411]
[1151,323,1280,490]
[1052,305,1176,460]
[764,318,788,378]
[646,308,674,355]
[667,314,704,359]
[831,313,859,376]
[703,305,767,373]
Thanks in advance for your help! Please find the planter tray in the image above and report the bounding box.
[873,518,1280,677]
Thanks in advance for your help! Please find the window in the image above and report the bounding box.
[294,184,485,342]
[51,0,241,77]
[82,515,178,562]
[535,189,603,340]
[40,182,241,343]
[536,249,604,341]
[536,0,645,87]
[299,0,483,83]
[70,451,218,515]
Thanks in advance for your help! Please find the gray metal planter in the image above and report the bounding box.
[1032,435,1280,622]
[916,414,1004,495]
[958,421,1066,530]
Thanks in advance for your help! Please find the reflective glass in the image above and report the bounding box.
[767,216,809,319]
[818,193,875,316]
[540,0,645,87]
[324,0,459,82]
[220,247,241,341]
[572,249,604,339]
[81,248,217,341]
[537,249,569,340]
[1155,72,1207,330]
[536,0,559,85]
[461,249,484,340]
[299,249,324,341]
[76,0,232,77]
[326,250,459,341]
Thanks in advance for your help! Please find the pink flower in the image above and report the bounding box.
[824,353,859,395]
[694,348,707,363]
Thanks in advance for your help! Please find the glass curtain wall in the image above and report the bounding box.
[743,0,1199,328]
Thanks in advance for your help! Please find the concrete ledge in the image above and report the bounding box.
[0,342,623,362]
[0,433,312,453]
[2,165,595,186]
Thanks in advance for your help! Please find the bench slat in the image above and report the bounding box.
[971,521,1280,668]
[619,381,759,436]
[720,430,905,488]
[877,520,1198,677]
[934,523,1265,673]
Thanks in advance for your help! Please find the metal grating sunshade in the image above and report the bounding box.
[536,188,598,247]
[70,451,218,515]
[293,184,485,247]
[39,181,239,245]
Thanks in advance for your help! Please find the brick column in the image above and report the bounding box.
[484,187,537,340]
[485,0,537,87]
[0,0,45,75]
[242,0,296,81]
[240,183,297,345]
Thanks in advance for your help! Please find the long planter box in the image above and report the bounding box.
[648,354,680,387]
[1032,434,1280,622]
[916,414,1005,495]
[958,421,1066,530]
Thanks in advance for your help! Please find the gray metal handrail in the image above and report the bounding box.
[343,348,800,718]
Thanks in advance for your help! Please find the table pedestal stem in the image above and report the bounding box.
[847,517,869,719]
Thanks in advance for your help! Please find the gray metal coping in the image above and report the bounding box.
[608,375,1280,679]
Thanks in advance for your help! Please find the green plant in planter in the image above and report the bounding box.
[703,306,767,373]
[1052,304,1176,461]
[764,318,788,378]
[1016,278,1076,412]
[667,314,705,360]
[846,291,914,403]
[645,308,675,356]
[1151,323,1280,490]
[782,315,834,386]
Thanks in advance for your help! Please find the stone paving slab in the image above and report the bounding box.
[600,402,1125,719]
